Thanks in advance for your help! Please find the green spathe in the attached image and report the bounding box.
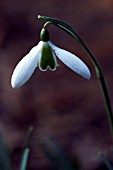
[39,42,57,71]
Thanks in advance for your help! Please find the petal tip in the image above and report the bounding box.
[86,73,91,80]
[11,78,19,89]
[83,68,91,80]
[11,73,23,89]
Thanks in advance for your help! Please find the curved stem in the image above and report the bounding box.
[38,15,113,137]
[80,40,113,137]
[44,21,52,28]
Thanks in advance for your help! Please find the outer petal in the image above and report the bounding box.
[11,41,43,88]
[49,41,91,79]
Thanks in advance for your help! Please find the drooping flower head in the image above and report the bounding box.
[11,26,91,88]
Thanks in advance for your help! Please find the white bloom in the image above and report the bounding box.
[11,41,91,88]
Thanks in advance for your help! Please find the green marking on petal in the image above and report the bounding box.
[39,42,57,71]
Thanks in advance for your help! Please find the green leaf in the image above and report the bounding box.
[38,135,75,170]
[0,135,13,170]
[99,152,113,170]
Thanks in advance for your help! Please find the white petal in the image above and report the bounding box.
[11,41,43,88]
[49,41,91,79]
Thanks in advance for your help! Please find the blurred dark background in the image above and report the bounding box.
[0,0,113,170]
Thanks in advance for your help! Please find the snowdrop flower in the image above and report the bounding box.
[11,28,91,88]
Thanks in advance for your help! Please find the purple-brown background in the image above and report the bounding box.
[0,0,113,169]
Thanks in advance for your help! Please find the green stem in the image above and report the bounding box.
[38,15,113,137]
[20,126,34,170]
[80,40,113,137]
[20,148,30,170]
[23,126,34,148]
[44,21,52,28]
